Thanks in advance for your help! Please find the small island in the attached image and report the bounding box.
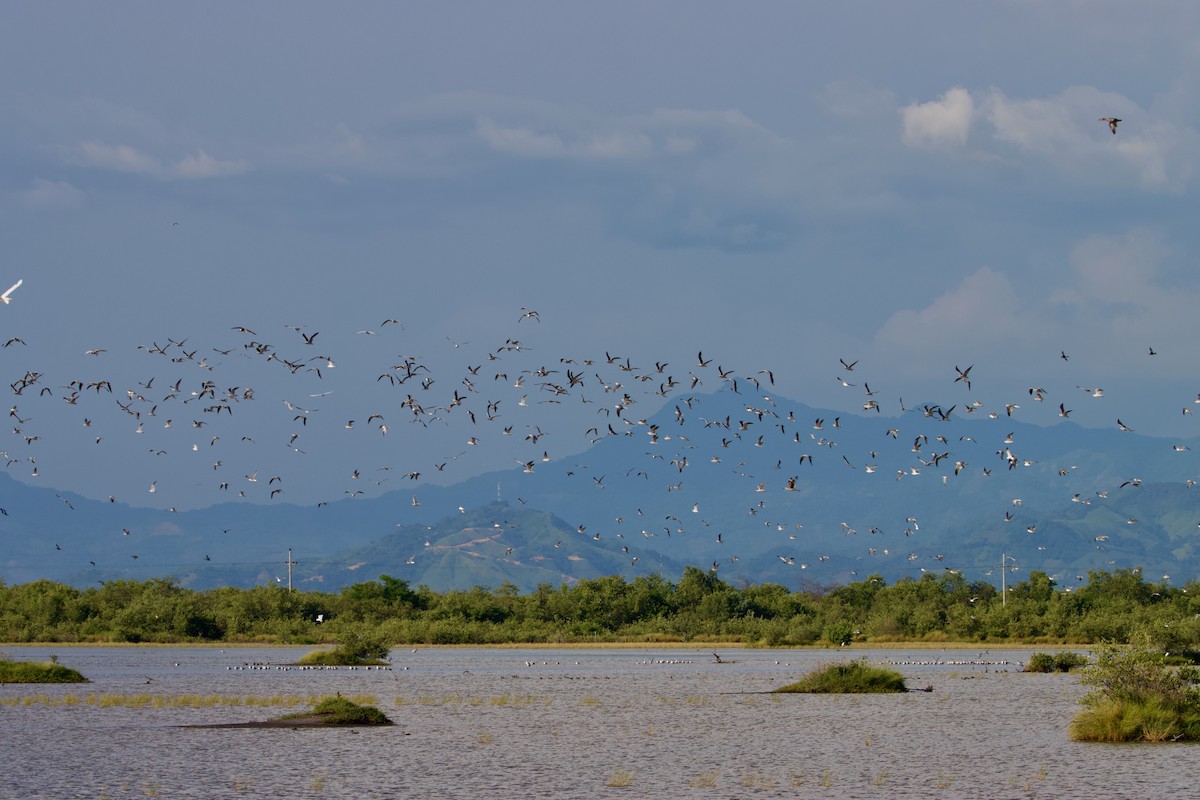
[775,658,908,694]
[0,657,88,684]
[189,696,393,728]
[296,627,391,667]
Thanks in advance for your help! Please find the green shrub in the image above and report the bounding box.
[1070,640,1200,742]
[1025,651,1089,673]
[0,659,89,684]
[775,658,907,694]
[283,695,392,725]
[299,624,392,665]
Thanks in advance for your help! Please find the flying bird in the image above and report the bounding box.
[1099,117,1121,134]
[0,279,22,304]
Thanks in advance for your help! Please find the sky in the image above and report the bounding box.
[4,1,1200,511]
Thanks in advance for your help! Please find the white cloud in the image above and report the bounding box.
[335,123,366,159]
[1055,230,1168,307]
[171,148,250,179]
[900,87,974,147]
[79,141,161,175]
[79,141,248,179]
[18,178,84,209]
[476,116,653,160]
[873,267,1038,358]
[984,91,1077,153]
[898,84,1199,191]
[477,117,567,158]
[872,231,1200,393]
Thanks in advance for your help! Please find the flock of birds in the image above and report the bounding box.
[4,116,1192,588]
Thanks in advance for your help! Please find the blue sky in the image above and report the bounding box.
[3,2,1200,509]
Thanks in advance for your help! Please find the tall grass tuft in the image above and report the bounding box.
[606,769,634,787]
[685,769,719,788]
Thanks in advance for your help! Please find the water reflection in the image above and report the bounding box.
[3,646,1197,799]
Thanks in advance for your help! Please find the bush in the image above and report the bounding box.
[299,624,392,665]
[1024,651,1089,673]
[0,658,89,684]
[775,658,907,694]
[1070,640,1200,742]
[283,695,392,725]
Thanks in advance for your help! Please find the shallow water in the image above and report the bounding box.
[2,646,1196,799]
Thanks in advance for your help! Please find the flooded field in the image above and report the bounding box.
[2,646,1196,798]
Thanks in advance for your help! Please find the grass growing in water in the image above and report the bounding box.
[606,769,635,787]
[775,658,907,694]
[0,658,88,684]
[1070,640,1200,742]
[685,769,719,788]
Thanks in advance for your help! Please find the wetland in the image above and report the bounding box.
[3,645,1198,799]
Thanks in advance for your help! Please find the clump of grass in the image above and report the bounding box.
[0,658,89,684]
[606,769,635,787]
[685,769,719,788]
[739,771,774,789]
[1070,640,1200,742]
[775,658,907,694]
[1024,651,1089,673]
[280,695,392,725]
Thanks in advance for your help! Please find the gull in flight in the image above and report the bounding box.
[0,279,22,304]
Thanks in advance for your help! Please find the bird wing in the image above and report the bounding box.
[1,279,22,301]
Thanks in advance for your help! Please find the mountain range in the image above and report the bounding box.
[3,389,1197,592]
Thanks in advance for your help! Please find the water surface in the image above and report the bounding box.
[3,646,1195,799]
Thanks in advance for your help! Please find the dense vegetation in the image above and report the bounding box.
[1070,640,1200,742]
[1,567,1198,650]
[775,659,908,693]
[281,695,392,726]
[0,657,88,683]
[1023,651,1090,673]
[298,627,392,666]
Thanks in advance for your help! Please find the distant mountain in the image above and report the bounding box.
[292,502,684,593]
[3,389,1198,591]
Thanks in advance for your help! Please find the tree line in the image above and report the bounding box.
[2,567,1198,652]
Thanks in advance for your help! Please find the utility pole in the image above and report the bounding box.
[1000,553,1018,606]
[285,548,298,592]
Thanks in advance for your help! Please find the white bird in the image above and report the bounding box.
[0,279,22,304]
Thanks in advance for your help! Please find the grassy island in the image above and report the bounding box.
[0,657,88,684]
[775,658,908,694]
[296,648,389,667]
[278,696,392,726]
[297,626,392,666]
